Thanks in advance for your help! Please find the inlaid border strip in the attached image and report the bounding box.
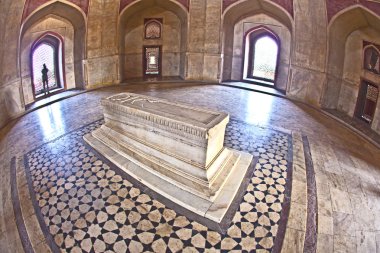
[272,134,294,253]
[10,157,34,253]
[302,135,318,253]
[23,155,61,253]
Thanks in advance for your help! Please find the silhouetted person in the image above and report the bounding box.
[41,64,49,94]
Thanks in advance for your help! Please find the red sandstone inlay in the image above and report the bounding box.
[21,0,89,22]
[222,0,293,17]
[119,0,189,13]
[327,0,380,22]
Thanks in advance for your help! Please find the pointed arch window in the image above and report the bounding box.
[31,33,64,98]
[251,36,278,80]
[243,27,280,84]
[363,45,380,74]
[144,19,162,39]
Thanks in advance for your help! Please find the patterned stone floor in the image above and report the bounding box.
[24,118,291,252]
[3,83,380,253]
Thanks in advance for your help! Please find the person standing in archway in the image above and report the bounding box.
[41,64,49,95]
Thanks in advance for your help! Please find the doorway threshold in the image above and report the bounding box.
[220,81,285,98]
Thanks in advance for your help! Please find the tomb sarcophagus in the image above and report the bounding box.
[84,93,253,226]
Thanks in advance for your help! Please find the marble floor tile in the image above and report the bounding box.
[333,212,357,236]
[282,228,305,253]
[287,202,307,231]
[356,231,376,253]
[330,188,353,214]
[334,235,356,253]
[317,234,333,253]
[318,214,333,235]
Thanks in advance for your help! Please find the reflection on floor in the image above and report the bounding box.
[221,82,285,98]
[26,89,85,111]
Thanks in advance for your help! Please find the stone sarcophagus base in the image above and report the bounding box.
[84,93,253,230]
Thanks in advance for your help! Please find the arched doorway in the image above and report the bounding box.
[31,34,64,98]
[243,28,280,85]
[19,1,86,105]
[221,0,293,92]
[119,0,188,81]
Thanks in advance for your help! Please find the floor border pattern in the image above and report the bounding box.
[272,134,294,253]
[302,135,318,253]
[10,157,35,253]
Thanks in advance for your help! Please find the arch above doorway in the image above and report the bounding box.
[20,1,86,90]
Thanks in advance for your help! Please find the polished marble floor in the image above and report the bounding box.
[1,82,380,253]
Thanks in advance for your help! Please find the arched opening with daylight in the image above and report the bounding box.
[243,28,280,85]
[19,1,86,104]
[31,34,64,98]
[221,0,292,91]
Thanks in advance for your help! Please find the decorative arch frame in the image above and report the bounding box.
[242,26,281,83]
[221,0,293,90]
[30,32,66,98]
[323,4,380,108]
[118,0,188,81]
[19,0,87,90]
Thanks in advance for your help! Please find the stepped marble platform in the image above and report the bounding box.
[84,93,253,229]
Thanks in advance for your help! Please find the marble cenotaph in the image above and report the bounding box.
[84,93,253,228]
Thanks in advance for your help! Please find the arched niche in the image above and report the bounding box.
[324,6,380,108]
[221,0,293,91]
[325,6,380,133]
[19,1,86,104]
[119,0,188,81]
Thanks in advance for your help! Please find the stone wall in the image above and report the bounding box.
[287,0,327,106]
[0,0,25,129]
[86,0,119,88]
